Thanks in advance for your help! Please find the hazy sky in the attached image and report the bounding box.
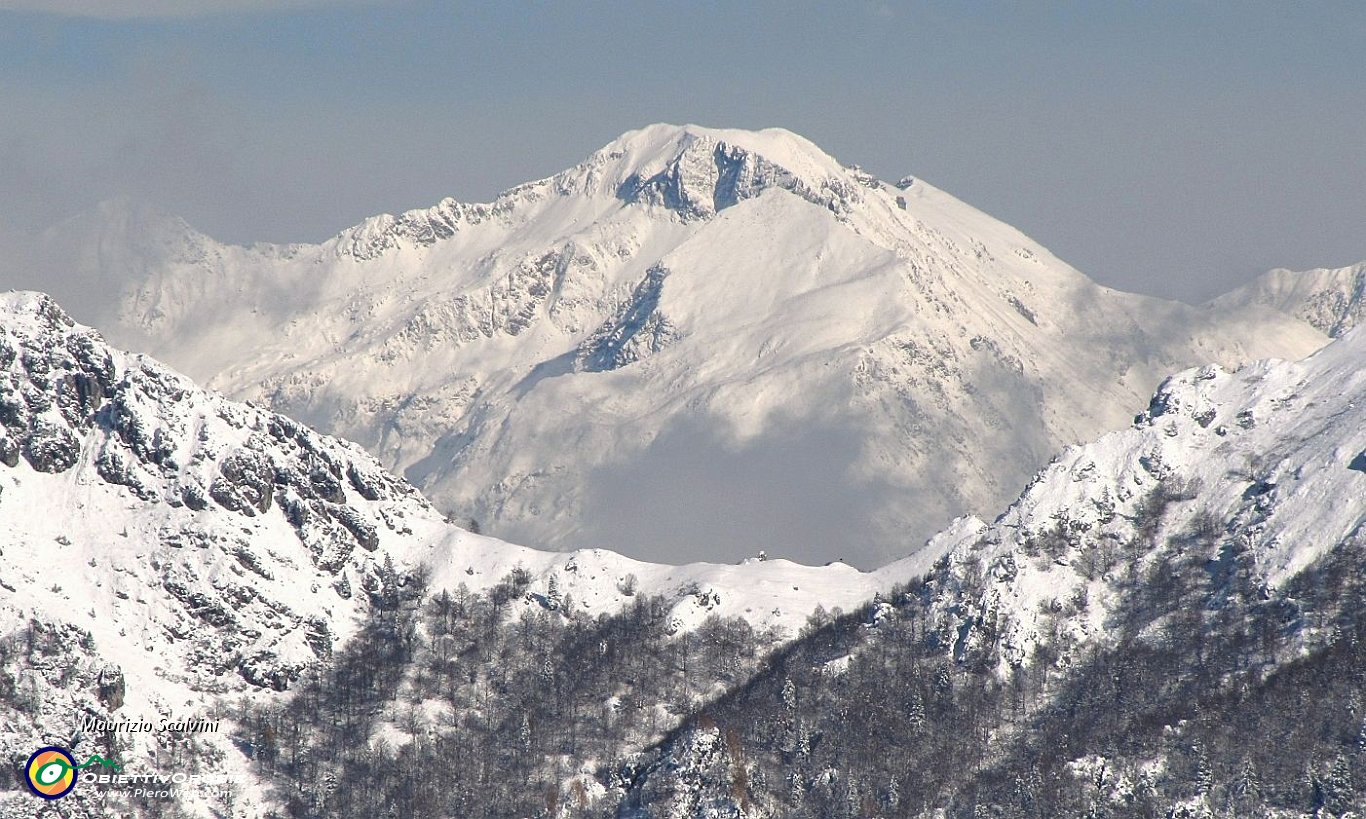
[0,2,1363,303]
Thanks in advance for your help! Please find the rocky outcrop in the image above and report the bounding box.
[617,135,862,221]
[0,292,432,693]
[576,265,680,371]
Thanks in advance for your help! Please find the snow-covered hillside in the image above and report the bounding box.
[80,124,1327,568]
[0,292,442,816]
[919,317,1366,673]
[0,291,903,817]
[615,305,1366,819]
[1210,259,1366,339]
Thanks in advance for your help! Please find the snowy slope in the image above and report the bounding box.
[832,315,1366,688]
[1209,259,1366,338]
[615,310,1366,819]
[919,321,1366,671]
[83,124,1327,568]
[0,291,907,817]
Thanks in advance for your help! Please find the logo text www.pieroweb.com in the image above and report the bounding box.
[24,746,247,800]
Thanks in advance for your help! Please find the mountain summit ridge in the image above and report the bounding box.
[330,123,860,262]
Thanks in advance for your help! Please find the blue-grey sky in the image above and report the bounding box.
[0,1,1362,303]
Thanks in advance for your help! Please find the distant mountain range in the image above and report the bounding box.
[10,288,1366,816]
[33,124,1336,569]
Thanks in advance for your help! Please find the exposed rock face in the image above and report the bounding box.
[616,134,861,220]
[576,264,680,372]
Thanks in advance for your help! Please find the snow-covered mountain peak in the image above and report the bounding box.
[1,289,76,332]
[56,196,195,243]
[621,326,1366,819]
[0,287,450,811]
[620,327,1366,818]
[44,196,265,270]
[77,126,1330,568]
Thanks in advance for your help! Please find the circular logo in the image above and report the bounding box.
[26,747,78,800]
